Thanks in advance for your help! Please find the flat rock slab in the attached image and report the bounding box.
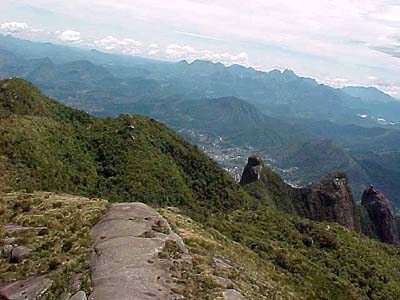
[223,289,244,300]
[0,275,53,300]
[70,291,87,300]
[89,203,188,300]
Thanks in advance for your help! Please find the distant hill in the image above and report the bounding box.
[130,96,305,148]
[0,34,160,66]
[342,86,398,104]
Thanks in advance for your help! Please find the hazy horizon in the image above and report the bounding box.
[1,0,400,97]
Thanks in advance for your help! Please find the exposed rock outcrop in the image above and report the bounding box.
[70,291,87,300]
[240,156,358,230]
[10,246,32,263]
[239,156,263,185]
[223,289,244,300]
[293,173,358,230]
[89,203,190,300]
[361,186,399,245]
[0,275,53,300]
[239,156,295,213]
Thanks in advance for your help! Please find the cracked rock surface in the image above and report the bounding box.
[89,203,189,300]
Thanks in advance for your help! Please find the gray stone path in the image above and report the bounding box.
[89,203,188,300]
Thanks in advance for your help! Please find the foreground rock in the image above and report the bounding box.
[361,186,399,245]
[89,203,189,300]
[223,289,244,300]
[10,246,32,263]
[70,291,87,300]
[0,275,53,300]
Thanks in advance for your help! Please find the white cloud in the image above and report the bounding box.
[165,44,248,65]
[58,30,81,42]
[148,43,160,56]
[94,35,143,54]
[0,22,30,33]
[166,44,196,59]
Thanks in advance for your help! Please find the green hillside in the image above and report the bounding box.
[0,78,250,213]
[2,79,400,299]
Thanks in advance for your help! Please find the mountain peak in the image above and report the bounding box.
[190,59,225,68]
[239,156,263,185]
[282,69,296,75]
[240,155,358,229]
[361,186,399,245]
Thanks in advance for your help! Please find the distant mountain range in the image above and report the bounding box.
[1,34,400,207]
[1,34,399,126]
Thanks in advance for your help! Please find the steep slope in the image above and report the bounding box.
[0,78,251,212]
[361,186,399,245]
[240,156,358,230]
[239,156,400,246]
[239,156,295,214]
[3,79,400,299]
[292,172,358,230]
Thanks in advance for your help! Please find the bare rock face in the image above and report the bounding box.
[293,173,358,230]
[223,289,244,300]
[240,157,358,229]
[361,186,399,245]
[89,203,190,300]
[0,275,53,300]
[239,156,263,186]
[69,274,83,294]
[10,246,32,263]
[70,291,87,300]
[2,244,13,259]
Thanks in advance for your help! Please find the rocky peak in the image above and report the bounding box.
[239,157,358,228]
[239,156,263,186]
[293,173,358,230]
[361,186,399,245]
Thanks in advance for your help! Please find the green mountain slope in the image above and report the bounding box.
[2,79,400,299]
[0,78,250,212]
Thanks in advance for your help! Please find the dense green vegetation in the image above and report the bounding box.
[205,209,400,300]
[0,78,250,212]
[240,160,295,214]
[2,79,400,299]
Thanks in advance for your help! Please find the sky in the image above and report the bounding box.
[1,0,400,97]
